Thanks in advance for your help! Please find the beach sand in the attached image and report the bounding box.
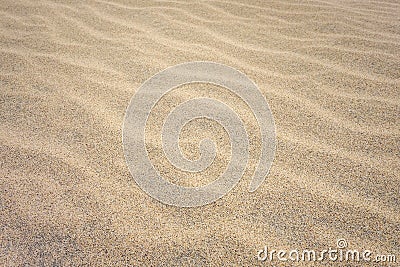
[0,0,399,266]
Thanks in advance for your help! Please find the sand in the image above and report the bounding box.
[0,0,399,266]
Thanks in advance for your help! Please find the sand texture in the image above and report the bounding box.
[0,0,399,266]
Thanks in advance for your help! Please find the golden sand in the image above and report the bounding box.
[0,0,399,266]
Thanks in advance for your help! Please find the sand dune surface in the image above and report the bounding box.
[0,0,399,266]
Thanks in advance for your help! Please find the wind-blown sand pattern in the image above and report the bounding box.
[0,0,399,266]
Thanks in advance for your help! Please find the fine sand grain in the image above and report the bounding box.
[0,0,399,266]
